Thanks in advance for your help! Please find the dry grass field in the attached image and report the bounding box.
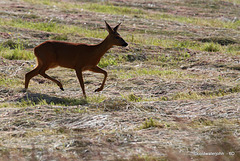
[0,0,240,160]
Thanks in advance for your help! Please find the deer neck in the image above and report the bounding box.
[94,35,113,58]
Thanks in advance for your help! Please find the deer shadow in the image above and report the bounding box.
[15,91,87,106]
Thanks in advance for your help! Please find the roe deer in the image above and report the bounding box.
[25,21,128,98]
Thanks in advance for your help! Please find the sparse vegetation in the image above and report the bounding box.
[98,55,119,68]
[126,93,142,102]
[0,40,34,60]
[140,118,163,129]
[201,42,222,52]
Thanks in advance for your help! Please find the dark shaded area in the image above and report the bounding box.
[126,53,147,62]
[197,37,238,46]
[14,92,88,106]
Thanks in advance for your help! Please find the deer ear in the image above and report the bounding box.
[105,21,113,34]
[113,22,121,32]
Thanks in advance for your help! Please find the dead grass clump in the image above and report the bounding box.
[65,139,92,148]
[98,97,131,111]
[189,117,214,128]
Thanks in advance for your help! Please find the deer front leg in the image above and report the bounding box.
[75,69,86,98]
[90,66,108,92]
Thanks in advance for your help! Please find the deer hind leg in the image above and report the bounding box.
[25,65,41,89]
[39,67,64,91]
[90,66,108,92]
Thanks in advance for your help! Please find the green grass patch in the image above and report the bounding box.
[171,86,240,101]
[1,17,238,53]
[0,77,22,87]
[0,48,33,60]
[23,0,145,16]
[141,118,156,129]
[0,43,34,60]
[98,55,119,68]
[0,17,163,47]
[127,34,234,54]
[56,0,224,29]
[127,34,177,47]
[0,98,47,108]
[98,54,125,68]
[50,34,68,41]
[201,42,223,52]
[226,45,240,55]
[115,68,185,79]
[87,94,106,104]
[23,0,240,29]
[172,91,205,100]
[83,3,145,15]
[217,0,240,5]
[151,52,191,67]
[123,93,142,102]
[140,118,163,129]
[148,12,240,29]
[0,18,107,39]
[54,106,88,114]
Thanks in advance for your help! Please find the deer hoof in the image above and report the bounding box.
[94,88,102,92]
[60,87,64,91]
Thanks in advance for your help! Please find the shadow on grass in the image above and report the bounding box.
[15,92,88,106]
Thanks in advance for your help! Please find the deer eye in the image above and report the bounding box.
[115,36,120,39]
